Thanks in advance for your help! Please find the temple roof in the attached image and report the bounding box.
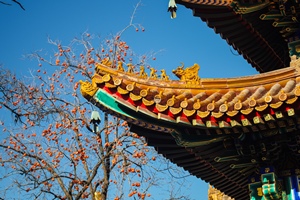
[175,0,300,73]
[80,57,300,199]
[82,60,300,130]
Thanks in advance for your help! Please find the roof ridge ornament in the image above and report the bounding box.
[172,63,201,85]
[290,55,300,68]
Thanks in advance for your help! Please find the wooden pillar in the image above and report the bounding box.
[248,167,300,200]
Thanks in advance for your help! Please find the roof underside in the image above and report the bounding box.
[177,2,291,73]
[130,125,250,200]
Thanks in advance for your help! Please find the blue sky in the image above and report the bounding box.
[1,0,258,78]
[0,0,259,199]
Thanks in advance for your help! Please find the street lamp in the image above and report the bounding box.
[90,110,101,133]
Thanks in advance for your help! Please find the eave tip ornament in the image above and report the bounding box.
[168,0,177,19]
[79,80,98,99]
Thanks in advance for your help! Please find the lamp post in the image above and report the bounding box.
[90,110,103,200]
[90,110,101,133]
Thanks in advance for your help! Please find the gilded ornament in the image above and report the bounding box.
[127,63,134,74]
[206,120,218,128]
[160,69,169,80]
[126,82,135,91]
[154,91,162,104]
[140,88,149,97]
[278,90,287,101]
[287,108,295,116]
[176,116,190,124]
[192,119,205,126]
[275,111,283,118]
[167,95,176,107]
[117,86,129,94]
[269,102,283,109]
[264,93,272,103]
[264,114,274,121]
[249,97,256,107]
[294,85,300,96]
[101,57,112,67]
[193,99,201,110]
[208,185,234,200]
[290,55,300,68]
[230,120,241,127]
[104,82,116,88]
[242,118,252,126]
[219,121,231,128]
[234,100,242,110]
[197,111,210,118]
[170,107,182,115]
[211,112,224,118]
[149,68,158,79]
[114,78,122,86]
[155,104,169,112]
[286,96,298,104]
[157,113,176,123]
[139,66,148,78]
[219,101,228,112]
[172,63,200,85]
[226,110,239,117]
[183,109,196,117]
[241,108,253,115]
[117,61,124,72]
[253,116,264,124]
[255,104,268,111]
[79,80,98,99]
[129,93,142,101]
[142,98,155,106]
[180,98,188,108]
[207,101,215,111]
[95,191,101,200]
[102,74,111,82]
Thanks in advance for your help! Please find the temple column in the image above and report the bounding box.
[249,167,300,200]
[283,175,300,200]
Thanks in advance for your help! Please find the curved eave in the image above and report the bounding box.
[176,0,290,72]
[80,62,300,199]
[83,63,300,130]
[80,62,300,146]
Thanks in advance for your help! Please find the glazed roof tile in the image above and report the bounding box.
[87,62,300,123]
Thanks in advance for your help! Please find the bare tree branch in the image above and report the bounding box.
[12,0,25,10]
[0,0,25,10]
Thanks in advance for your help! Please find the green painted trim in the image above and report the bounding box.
[94,90,227,147]
[249,182,264,200]
[95,90,132,118]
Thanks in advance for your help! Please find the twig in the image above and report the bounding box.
[12,0,25,10]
